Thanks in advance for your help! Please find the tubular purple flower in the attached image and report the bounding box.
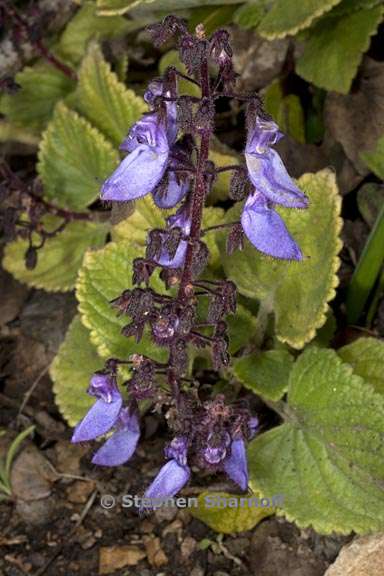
[144,459,191,500]
[245,116,308,209]
[152,162,190,209]
[71,373,122,443]
[91,409,140,466]
[164,435,188,466]
[241,191,303,260]
[144,79,178,144]
[101,113,169,202]
[155,206,191,268]
[223,438,248,491]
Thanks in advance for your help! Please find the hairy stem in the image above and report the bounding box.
[178,58,211,301]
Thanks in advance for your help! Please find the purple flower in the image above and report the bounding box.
[101,81,189,208]
[223,438,248,491]
[71,373,122,443]
[92,408,140,467]
[203,431,231,465]
[154,205,191,268]
[241,115,308,260]
[144,459,191,500]
[101,113,169,202]
[164,435,188,466]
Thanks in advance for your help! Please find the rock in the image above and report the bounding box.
[144,536,169,568]
[0,269,28,327]
[231,27,289,92]
[55,440,88,475]
[11,444,57,501]
[325,58,384,175]
[324,533,384,576]
[98,545,146,574]
[154,503,178,523]
[66,480,96,504]
[180,535,197,561]
[15,496,56,526]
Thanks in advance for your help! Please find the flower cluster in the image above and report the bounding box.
[72,16,308,506]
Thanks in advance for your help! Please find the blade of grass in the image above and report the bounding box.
[346,203,384,324]
[5,425,35,479]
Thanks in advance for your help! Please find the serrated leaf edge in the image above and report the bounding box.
[295,5,384,93]
[37,101,119,207]
[277,169,343,349]
[258,0,342,40]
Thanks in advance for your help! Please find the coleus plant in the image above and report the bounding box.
[71,16,309,501]
[2,7,384,535]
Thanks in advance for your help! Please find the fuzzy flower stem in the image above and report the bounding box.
[178,58,211,301]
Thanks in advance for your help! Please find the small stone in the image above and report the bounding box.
[324,533,384,576]
[15,497,55,526]
[99,545,146,574]
[162,518,183,536]
[11,445,57,501]
[181,536,197,560]
[154,504,178,522]
[140,519,155,534]
[55,440,87,476]
[190,565,205,576]
[66,480,95,504]
[144,536,169,568]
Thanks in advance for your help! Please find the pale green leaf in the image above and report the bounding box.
[97,0,243,16]
[38,102,119,210]
[190,491,274,534]
[338,337,384,395]
[234,1,268,29]
[76,240,167,360]
[59,1,134,64]
[233,350,294,401]
[208,147,239,203]
[296,5,384,94]
[248,347,384,534]
[219,169,342,349]
[3,220,108,292]
[258,0,343,39]
[75,44,146,147]
[51,315,104,426]
[361,135,384,180]
[0,62,75,133]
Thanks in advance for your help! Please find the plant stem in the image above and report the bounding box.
[178,58,212,301]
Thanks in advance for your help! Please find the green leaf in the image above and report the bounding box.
[361,134,384,180]
[357,183,384,227]
[338,337,384,395]
[227,305,258,354]
[188,5,238,35]
[159,50,201,98]
[258,0,343,39]
[2,220,108,292]
[346,203,384,324]
[51,315,104,426]
[75,44,146,147]
[263,80,306,143]
[234,1,268,29]
[296,5,384,94]
[58,1,134,64]
[112,196,224,268]
[38,102,119,210]
[248,347,384,534]
[5,426,35,480]
[190,491,275,534]
[76,240,167,360]
[219,170,342,349]
[208,146,239,203]
[0,62,75,134]
[98,0,244,15]
[233,350,294,401]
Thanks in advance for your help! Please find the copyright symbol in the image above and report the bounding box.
[100,494,116,509]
